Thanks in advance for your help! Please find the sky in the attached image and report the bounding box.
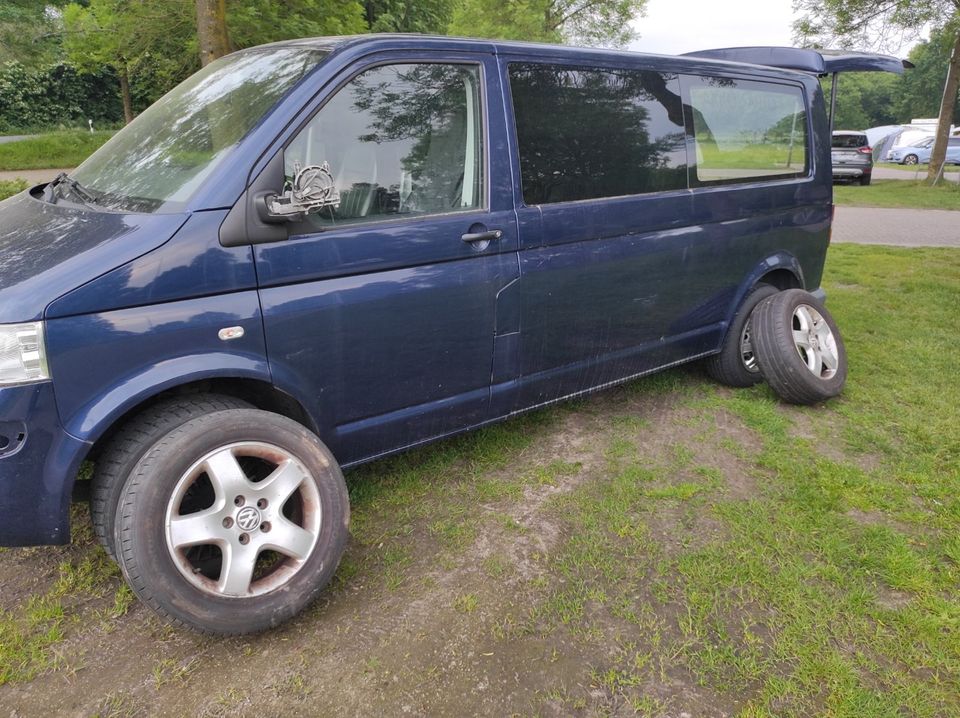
[627,0,920,57]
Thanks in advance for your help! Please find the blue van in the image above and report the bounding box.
[0,36,905,633]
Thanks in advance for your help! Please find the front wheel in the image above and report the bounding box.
[903,154,919,166]
[115,409,349,635]
[751,289,847,405]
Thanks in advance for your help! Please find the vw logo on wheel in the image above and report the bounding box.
[236,506,262,531]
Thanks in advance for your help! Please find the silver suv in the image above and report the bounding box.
[831,131,873,185]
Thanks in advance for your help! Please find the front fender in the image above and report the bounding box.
[44,291,270,444]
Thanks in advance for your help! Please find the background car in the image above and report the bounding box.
[888,136,960,165]
[831,131,873,185]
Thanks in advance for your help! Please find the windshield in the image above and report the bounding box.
[69,47,326,213]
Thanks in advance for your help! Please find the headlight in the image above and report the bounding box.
[0,322,50,386]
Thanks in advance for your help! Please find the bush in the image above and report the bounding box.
[0,62,123,133]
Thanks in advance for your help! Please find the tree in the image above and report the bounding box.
[363,0,454,33]
[795,0,960,182]
[196,0,230,66]
[63,0,195,123]
[226,1,367,49]
[0,0,68,68]
[448,0,647,47]
[897,27,960,122]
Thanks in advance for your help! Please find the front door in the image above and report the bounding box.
[256,55,518,464]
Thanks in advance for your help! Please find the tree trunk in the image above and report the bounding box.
[926,27,960,183]
[195,0,230,67]
[119,65,133,125]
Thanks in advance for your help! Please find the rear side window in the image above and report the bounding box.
[284,63,484,228]
[508,63,687,205]
[832,134,868,148]
[684,75,808,185]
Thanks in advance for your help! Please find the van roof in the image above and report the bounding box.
[247,33,821,79]
[251,34,909,77]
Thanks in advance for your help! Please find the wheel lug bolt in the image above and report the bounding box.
[260,522,271,533]
[234,495,245,507]
[238,533,250,545]
[222,517,234,529]
[257,498,268,509]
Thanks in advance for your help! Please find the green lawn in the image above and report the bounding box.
[0,179,28,201]
[1,244,958,716]
[0,130,113,171]
[835,179,960,210]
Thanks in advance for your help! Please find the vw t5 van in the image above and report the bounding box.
[0,36,906,634]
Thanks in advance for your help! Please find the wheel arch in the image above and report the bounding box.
[723,253,805,331]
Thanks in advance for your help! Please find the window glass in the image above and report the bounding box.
[831,134,868,149]
[71,48,326,213]
[508,64,687,205]
[285,63,483,228]
[685,76,807,184]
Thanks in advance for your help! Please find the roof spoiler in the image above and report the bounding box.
[682,46,914,132]
[682,47,913,75]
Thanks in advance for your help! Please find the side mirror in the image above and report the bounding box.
[258,161,341,224]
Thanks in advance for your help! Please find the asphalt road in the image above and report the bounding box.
[832,206,959,248]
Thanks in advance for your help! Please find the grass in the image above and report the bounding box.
[1,244,958,715]
[834,178,960,210]
[0,130,113,171]
[0,179,28,201]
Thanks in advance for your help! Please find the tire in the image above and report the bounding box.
[115,409,349,635]
[751,289,847,405]
[90,394,252,560]
[903,154,919,166]
[859,174,871,186]
[705,283,779,387]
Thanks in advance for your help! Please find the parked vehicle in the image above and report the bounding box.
[831,131,873,184]
[888,136,960,165]
[0,37,905,634]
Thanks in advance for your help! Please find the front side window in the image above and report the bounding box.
[285,63,484,228]
[509,63,688,205]
[685,75,808,184]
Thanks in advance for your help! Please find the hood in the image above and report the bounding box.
[0,188,188,323]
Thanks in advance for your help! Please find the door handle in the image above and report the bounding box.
[461,229,502,244]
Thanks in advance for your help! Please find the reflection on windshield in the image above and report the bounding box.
[71,47,326,213]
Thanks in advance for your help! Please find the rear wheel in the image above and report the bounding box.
[705,283,778,388]
[903,154,919,166]
[115,409,349,635]
[90,395,252,560]
[859,174,871,186]
[751,289,847,405]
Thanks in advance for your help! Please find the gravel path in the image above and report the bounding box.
[0,134,32,145]
[0,167,73,183]
[833,206,959,248]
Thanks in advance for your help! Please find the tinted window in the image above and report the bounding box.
[685,76,807,184]
[509,63,687,204]
[832,134,868,148]
[285,63,483,228]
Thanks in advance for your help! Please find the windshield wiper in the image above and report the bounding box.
[47,172,99,207]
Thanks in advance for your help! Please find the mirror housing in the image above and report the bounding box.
[258,162,341,224]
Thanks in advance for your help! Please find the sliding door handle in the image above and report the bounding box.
[461,229,503,244]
